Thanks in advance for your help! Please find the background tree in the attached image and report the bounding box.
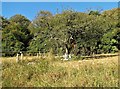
[2,8,119,57]
[0,16,10,30]
[2,15,32,56]
[28,11,53,53]
[9,14,33,51]
[2,22,24,56]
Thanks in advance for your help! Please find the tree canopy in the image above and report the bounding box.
[2,8,119,56]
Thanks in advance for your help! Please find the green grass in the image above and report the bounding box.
[1,55,118,87]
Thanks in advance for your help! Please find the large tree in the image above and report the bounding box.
[28,9,119,57]
[28,11,53,53]
[2,14,32,56]
[3,8,119,57]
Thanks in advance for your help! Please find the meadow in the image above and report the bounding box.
[1,54,119,87]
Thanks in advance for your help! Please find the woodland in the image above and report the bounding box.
[1,8,120,56]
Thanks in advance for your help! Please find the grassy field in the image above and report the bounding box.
[1,55,119,87]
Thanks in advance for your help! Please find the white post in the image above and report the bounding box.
[39,51,41,55]
[69,54,71,59]
[64,48,69,60]
[16,53,19,62]
[37,53,39,58]
[64,53,68,60]
[20,52,23,60]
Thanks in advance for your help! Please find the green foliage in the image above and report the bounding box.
[89,10,101,16]
[0,16,10,30]
[2,22,24,56]
[10,14,30,28]
[2,8,119,56]
[2,15,33,56]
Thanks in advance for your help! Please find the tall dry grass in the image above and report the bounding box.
[1,55,118,87]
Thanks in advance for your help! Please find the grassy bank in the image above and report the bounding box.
[1,56,118,87]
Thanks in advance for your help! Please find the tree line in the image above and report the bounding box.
[1,8,120,56]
